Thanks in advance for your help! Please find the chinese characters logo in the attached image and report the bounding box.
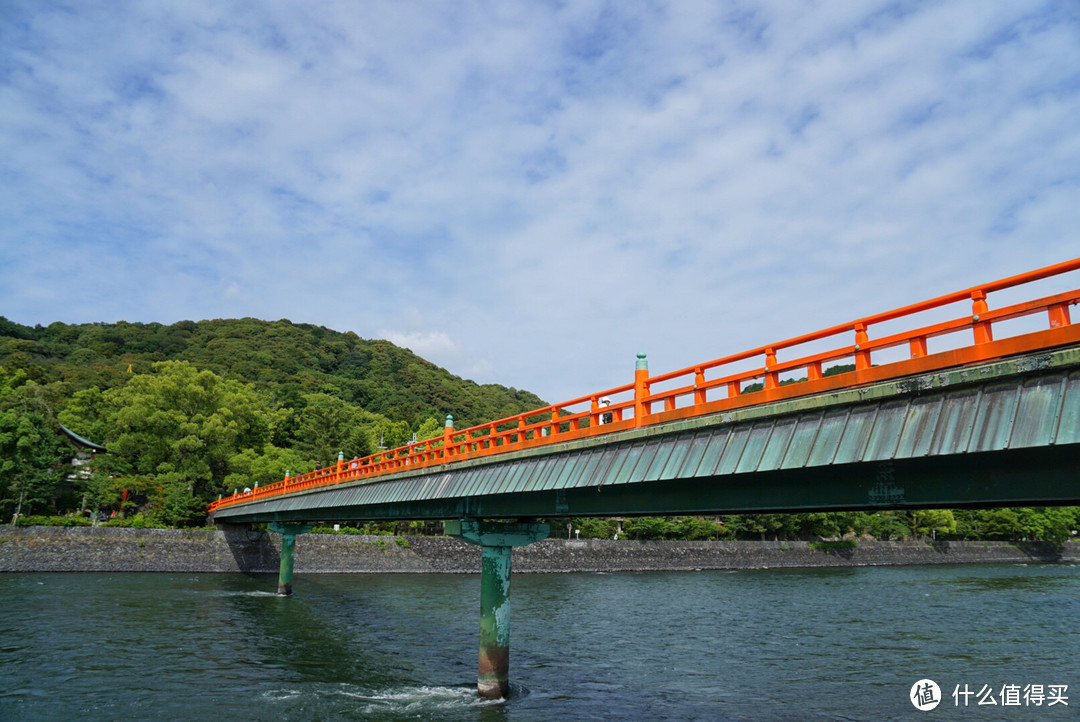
[911,679,1069,711]
[910,679,941,711]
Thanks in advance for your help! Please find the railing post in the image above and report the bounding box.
[336,451,345,473]
[854,323,871,370]
[764,348,779,389]
[971,290,993,344]
[1049,303,1072,329]
[444,414,454,458]
[634,352,649,427]
[694,368,707,405]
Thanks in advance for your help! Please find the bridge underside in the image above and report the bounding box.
[211,347,1080,525]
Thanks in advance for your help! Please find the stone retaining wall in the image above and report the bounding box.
[2,526,1077,573]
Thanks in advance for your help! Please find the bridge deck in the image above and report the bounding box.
[210,258,1080,520]
[210,346,1080,523]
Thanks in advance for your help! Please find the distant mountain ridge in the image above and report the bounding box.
[0,316,545,429]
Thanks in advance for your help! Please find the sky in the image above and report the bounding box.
[2,1,1079,405]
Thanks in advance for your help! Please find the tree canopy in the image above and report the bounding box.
[0,317,546,525]
[0,316,544,429]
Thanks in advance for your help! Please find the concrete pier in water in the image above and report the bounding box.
[269,522,312,596]
[446,519,550,699]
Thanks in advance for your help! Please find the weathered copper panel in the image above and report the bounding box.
[757,417,797,472]
[519,456,554,492]
[780,414,822,469]
[691,429,732,477]
[895,396,943,458]
[673,431,713,477]
[862,401,908,461]
[608,441,645,485]
[549,451,581,489]
[968,382,1020,452]
[576,446,618,488]
[715,426,751,475]
[1054,371,1080,445]
[460,464,496,496]
[833,406,878,464]
[660,434,696,479]
[929,387,980,456]
[807,409,848,466]
[619,439,661,485]
[641,436,680,482]
[496,460,530,494]
[1010,376,1065,448]
[397,477,426,502]
[735,422,774,473]
[554,451,585,490]
[538,455,570,491]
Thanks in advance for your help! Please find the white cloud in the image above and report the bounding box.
[2,0,1079,404]
[379,330,459,362]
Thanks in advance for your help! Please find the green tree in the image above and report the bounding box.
[668,516,729,540]
[0,411,69,521]
[415,416,444,442]
[79,467,120,519]
[865,511,912,541]
[571,517,618,539]
[978,507,1078,543]
[791,513,843,539]
[910,509,957,539]
[225,444,313,491]
[64,361,270,525]
[622,517,673,540]
[58,386,111,444]
[977,508,1022,540]
[291,392,376,464]
[732,513,796,540]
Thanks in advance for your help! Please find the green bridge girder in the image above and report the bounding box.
[211,346,1080,526]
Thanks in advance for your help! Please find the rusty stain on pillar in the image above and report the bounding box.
[445,518,550,699]
[479,544,512,698]
[269,522,313,596]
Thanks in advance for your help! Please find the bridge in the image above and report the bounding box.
[210,258,1080,699]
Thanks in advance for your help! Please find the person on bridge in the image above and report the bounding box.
[599,397,613,425]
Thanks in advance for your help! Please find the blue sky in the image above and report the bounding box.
[2,1,1079,404]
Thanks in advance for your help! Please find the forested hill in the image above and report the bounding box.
[0,316,548,525]
[0,316,544,429]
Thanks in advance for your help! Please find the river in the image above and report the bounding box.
[1,564,1076,720]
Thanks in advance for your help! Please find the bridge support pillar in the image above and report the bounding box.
[445,519,550,699]
[269,522,313,596]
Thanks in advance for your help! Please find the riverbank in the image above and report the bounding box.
[1,526,1078,573]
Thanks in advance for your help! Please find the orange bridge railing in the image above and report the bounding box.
[209,258,1080,514]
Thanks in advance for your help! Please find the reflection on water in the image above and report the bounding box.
[0,563,1077,721]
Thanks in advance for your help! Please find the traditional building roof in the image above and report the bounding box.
[58,423,107,454]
